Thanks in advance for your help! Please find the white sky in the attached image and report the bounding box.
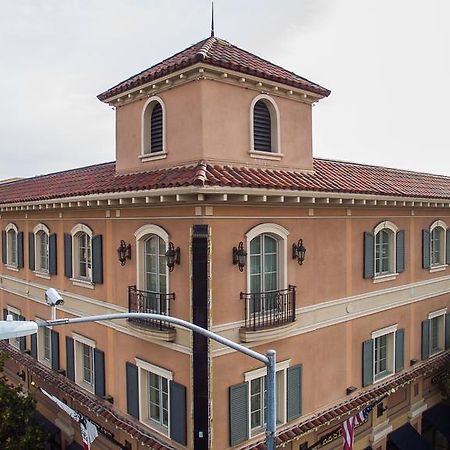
[0,0,449,179]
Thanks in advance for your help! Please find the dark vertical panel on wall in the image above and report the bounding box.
[422,229,430,269]
[126,362,139,419]
[253,100,272,152]
[446,229,450,264]
[19,315,26,351]
[51,330,60,370]
[94,348,105,397]
[28,232,35,271]
[395,329,405,372]
[396,230,405,273]
[192,224,209,450]
[64,234,72,278]
[17,232,24,268]
[287,364,302,421]
[445,314,450,350]
[170,381,187,445]
[1,231,6,264]
[421,320,430,359]
[363,232,374,279]
[49,233,57,275]
[92,235,103,284]
[30,334,37,359]
[362,339,374,387]
[150,102,163,152]
[66,337,75,381]
[229,383,249,446]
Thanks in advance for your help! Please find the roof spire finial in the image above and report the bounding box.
[210,1,215,37]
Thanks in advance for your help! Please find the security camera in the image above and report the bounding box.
[45,288,64,306]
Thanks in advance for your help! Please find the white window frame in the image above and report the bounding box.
[72,333,96,394]
[244,360,290,437]
[371,324,397,382]
[140,96,167,161]
[6,305,21,349]
[33,223,50,277]
[428,308,447,355]
[36,317,52,368]
[429,220,448,272]
[135,224,170,293]
[249,94,282,159]
[71,224,93,285]
[136,358,173,436]
[373,221,398,282]
[5,223,18,269]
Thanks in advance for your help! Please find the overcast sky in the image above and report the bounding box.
[0,0,449,180]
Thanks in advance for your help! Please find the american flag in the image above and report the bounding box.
[341,403,375,450]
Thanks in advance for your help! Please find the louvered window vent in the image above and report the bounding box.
[253,100,272,152]
[150,102,163,153]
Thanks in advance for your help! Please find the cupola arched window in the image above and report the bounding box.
[142,97,166,157]
[250,95,280,155]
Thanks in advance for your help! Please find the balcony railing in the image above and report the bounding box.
[128,286,175,331]
[241,285,296,331]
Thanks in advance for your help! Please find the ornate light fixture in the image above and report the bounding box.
[165,242,180,272]
[117,240,131,266]
[292,239,306,265]
[232,241,247,272]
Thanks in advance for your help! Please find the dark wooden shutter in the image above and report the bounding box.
[170,381,187,445]
[446,229,450,265]
[396,230,405,273]
[229,382,249,446]
[362,339,373,387]
[94,349,105,397]
[92,235,103,284]
[287,365,302,421]
[253,100,272,152]
[29,232,35,271]
[363,232,375,279]
[17,232,24,268]
[31,333,37,359]
[51,330,60,370]
[422,229,430,269]
[64,234,72,278]
[49,233,57,275]
[1,231,6,264]
[421,319,430,359]
[126,362,139,419]
[66,337,75,381]
[19,315,26,351]
[445,314,450,350]
[395,329,405,372]
[3,309,7,320]
[150,102,163,153]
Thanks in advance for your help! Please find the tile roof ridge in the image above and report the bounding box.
[195,36,218,60]
[193,160,208,185]
[314,156,450,179]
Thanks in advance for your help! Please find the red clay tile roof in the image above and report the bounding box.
[97,37,330,101]
[242,351,450,450]
[0,342,174,450]
[1,159,450,206]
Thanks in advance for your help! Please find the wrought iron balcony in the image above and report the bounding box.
[241,285,296,331]
[128,286,175,331]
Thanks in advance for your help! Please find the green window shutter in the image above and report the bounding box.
[92,235,103,284]
[446,229,450,265]
[362,339,373,387]
[1,231,6,264]
[170,381,187,445]
[421,319,431,359]
[94,348,105,397]
[126,362,139,419]
[28,232,35,271]
[3,309,7,320]
[287,364,302,421]
[396,230,405,273]
[30,333,37,359]
[363,232,375,279]
[445,314,450,350]
[64,234,72,278]
[17,232,24,268]
[422,229,430,269]
[66,337,75,381]
[395,329,405,372]
[51,330,60,370]
[49,233,57,275]
[229,382,249,446]
[19,315,26,351]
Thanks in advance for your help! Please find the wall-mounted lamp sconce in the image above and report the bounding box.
[165,242,180,272]
[232,242,247,272]
[292,239,306,265]
[346,386,357,395]
[117,240,131,266]
[410,358,419,366]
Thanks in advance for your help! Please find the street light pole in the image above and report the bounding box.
[37,312,277,450]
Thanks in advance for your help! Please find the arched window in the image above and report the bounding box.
[429,220,448,267]
[5,223,18,267]
[71,224,93,281]
[33,223,50,274]
[250,95,280,154]
[144,235,167,295]
[142,97,166,156]
[374,222,398,277]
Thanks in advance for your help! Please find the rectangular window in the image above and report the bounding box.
[37,231,49,273]
[73,334,96,393]
[43,326,51,362]
[375,230,391,275]
[7,308,21,348]
[7,230,17,267]
[82,343,94,385]
[372,326,396,381]
[429,310,446,355]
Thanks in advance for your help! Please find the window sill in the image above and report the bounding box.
[374,371,394,383]
[429,264,447,273]
[70,278,94,289]
[39,357,52,369]
[34,271,50,280]
[249,150,284,161]
[5,265,19,272]
[373,273,399,284]
[139,151,168,162]
[76,380,95,394]
[430,348,444,356]
[140,418,169,437]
